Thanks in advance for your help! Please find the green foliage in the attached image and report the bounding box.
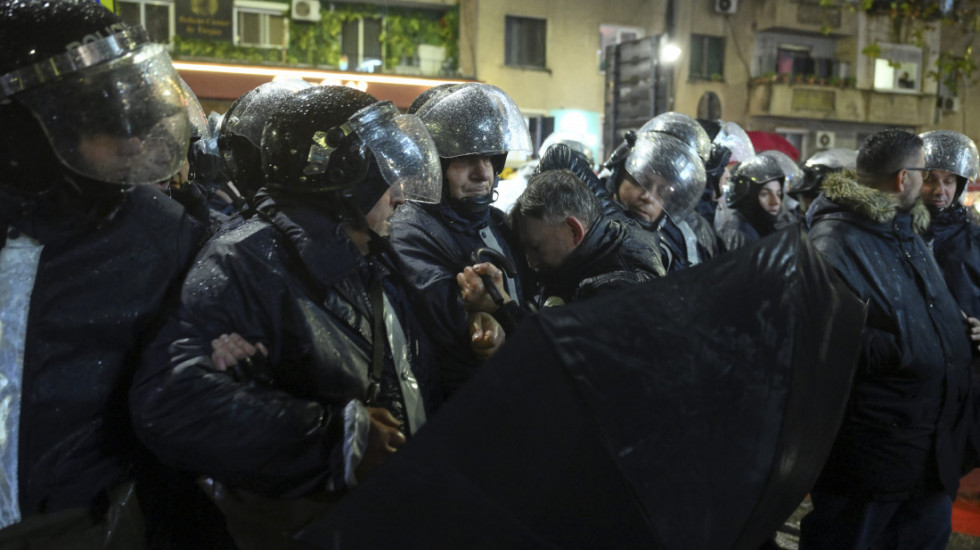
[818,0,980,94]
[171,2,459,74]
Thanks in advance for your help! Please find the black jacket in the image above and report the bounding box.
[388,201,526,395]
[926,203,980,318]
[807,172,974,500]
[131,193,439,497]
[0,184,204,518]
[536,215,665,306]
[658,211,718,272]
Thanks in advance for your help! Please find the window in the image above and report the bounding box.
[697,92,722,119]
[342,17,383,72]
[117,0,173,44]
[689,35,724,80]
[872,43,921,93]
[235,3,286,48]
[598,24,644,72]
[505,16,546,69]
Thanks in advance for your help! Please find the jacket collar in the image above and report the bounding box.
[821,171,930,234]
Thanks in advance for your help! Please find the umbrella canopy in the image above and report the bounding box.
[747,131,800,162]
[297,227,866,550]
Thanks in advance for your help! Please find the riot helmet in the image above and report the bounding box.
[759,150,803,205]
[792,148,856,199]
[407,83,459,115]
[623,131,707,221]
[538,131,596,169]
[715,122,755,165]
[0,0,190,192]
[920,130,979,201]
[726,154,785,208]
[639,112,712,165]
[415,82,532,212]
[218,78,313,201]
[697,118,733,194]
[261,85,441,218]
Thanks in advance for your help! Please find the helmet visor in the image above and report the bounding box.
[625,133,706,217]
[716,122,755,164]
[347,101,442,203]
[14,43,189,185]
[417,83,532,159]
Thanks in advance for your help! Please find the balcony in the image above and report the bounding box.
[747,79,935,127]
[754,0,857,37]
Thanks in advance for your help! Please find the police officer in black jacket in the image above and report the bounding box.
[919,130,980,317]
[0,1,209,546]
[389,83,532,396]
[130,86,444,548]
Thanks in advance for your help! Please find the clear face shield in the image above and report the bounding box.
[416,83,532,159]
[624,132,707,219]
[715,122,755,165]
[309,101,442,203]
[0,28,190,186]
[639,112,712,164]
[180,78,209,141]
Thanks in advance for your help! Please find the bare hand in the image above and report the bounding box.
[457,262,511,313]
[967,315,980,352]
[469,311,505,360]
[211,333,268,371]
[355,407,406,482]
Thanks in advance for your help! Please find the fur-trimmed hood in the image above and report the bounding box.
[819,170,930,234]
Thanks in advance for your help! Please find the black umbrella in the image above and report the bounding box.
[297,226,866,549]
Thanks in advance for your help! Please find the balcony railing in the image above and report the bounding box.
[747,79,936,127]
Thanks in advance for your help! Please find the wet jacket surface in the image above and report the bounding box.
[131,193,439,498]
[537,215,665,305]
[716,208,765,252]
[0,184,203,517]
[926,204,980,318]
[388,200,525,394]
[807,172,974,499]
[657,211,718,272]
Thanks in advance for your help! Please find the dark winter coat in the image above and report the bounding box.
[807,172,974,500]
[388,200,526,395]
[537,215,666,306]
[658,211,718,272]
[715,207,775,251]
[925,204,980,318]
[0,184,204,518]
[130,193,439,498]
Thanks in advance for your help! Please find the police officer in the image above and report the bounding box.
[789,148,857,224]
[919,130,980,316]
[389,83,532,396]
[0,1,209,546]
[716,154,785,251]
[131,85,444,548]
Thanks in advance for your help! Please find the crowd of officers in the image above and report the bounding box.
[3,1,980,548]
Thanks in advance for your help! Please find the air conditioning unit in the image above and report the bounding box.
[815,131,836,149]
[292,0,320,22]
[939,95,960,113]
[715,0,738,14]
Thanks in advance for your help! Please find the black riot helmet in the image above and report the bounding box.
[260,85,441,219]
[415,82,532,213]
[0,0,190,194]
[726,154,785,208]
[792,148,857,200]
[696,119,730,195]
[217,78,313,202]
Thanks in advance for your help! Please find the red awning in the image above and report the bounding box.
[746,131,800,162]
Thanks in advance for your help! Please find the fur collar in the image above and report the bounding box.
[821,170,930,234]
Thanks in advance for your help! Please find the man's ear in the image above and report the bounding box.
[564,216,587,246]
[894,169,908,195]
